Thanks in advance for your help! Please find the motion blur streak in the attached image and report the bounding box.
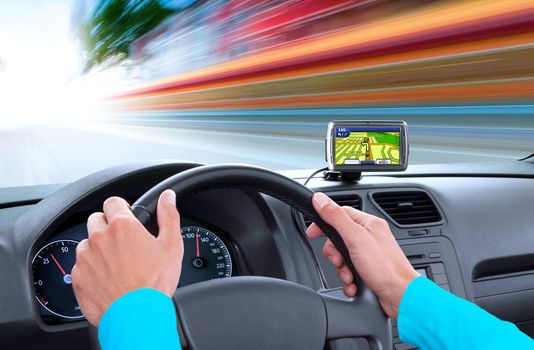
[95,106,534,167]
[2,0,533,188]
[84,0,533,177]
[104,0,534,110]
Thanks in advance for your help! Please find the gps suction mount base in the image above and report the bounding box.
[323,170,362,182]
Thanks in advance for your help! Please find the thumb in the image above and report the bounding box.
[157,190,181,242]
[311,192,365,245]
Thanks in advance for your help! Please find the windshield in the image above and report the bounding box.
[1,0,533,188]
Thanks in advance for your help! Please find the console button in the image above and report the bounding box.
[408,229,428,236]
[433,273,448,285]
[430,263,445,274]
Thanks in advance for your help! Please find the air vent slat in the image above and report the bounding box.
[372,191,441,226]
[393,215,439,221]
[375,195,427,200]
[374,199,431,206]
[389,211,437,218]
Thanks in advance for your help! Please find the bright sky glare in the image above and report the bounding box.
[0,0,106,126]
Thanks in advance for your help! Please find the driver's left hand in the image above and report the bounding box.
[72,190,184,326]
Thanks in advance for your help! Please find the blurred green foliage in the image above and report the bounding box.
[81,0,176,71]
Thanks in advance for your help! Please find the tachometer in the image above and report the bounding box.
[180,226,232,286]
[32,240,82,319]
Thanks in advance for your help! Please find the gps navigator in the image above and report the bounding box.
[326,120,408,172]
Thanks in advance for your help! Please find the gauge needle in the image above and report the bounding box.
[195,228,200,257]
[50,254,66,276]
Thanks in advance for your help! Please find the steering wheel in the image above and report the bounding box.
[90,164,392,350]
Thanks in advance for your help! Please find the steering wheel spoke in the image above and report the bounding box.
[173,277,327,350]
[320,287,392,349]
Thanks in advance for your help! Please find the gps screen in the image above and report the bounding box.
[334,127,401,166]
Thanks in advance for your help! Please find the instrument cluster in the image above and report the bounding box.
[32,218,237,324]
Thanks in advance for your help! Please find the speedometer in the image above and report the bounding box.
[179,226,232,286]
[32,240,82,319]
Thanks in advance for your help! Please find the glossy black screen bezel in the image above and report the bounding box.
[326,120,408,172]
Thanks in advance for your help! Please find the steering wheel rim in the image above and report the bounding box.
[91,164,392,350]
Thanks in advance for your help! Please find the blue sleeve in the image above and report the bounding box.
[98,288,181,350]
[398,276,534,350]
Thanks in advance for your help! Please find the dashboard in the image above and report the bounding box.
[1,160,534,350]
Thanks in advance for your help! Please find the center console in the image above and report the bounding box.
[298,187,466,350]
[391,236,466,350]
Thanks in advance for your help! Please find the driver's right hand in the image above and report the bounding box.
[307,192,419,319]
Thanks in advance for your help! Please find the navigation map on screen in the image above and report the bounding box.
[334,127,401,165]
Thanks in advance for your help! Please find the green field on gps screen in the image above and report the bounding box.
[372,133,400,146]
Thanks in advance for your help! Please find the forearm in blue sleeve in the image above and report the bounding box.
[398,276,534,350]
[98,288,181,350]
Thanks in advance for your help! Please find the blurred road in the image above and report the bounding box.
[1,106,533,188]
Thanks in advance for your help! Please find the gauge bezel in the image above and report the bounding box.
[180,225,233,282]
[180,217,241,278]
[31,239,84,320]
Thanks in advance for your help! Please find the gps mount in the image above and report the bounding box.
[323,170,362,182]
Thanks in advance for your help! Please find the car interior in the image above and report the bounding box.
[1,0,533,349]
[1,153,534,349]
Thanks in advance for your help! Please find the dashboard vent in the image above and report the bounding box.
[371,191,441,226]
[300,194,361,228]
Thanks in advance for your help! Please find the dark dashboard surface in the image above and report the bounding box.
[0,160,533,350]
